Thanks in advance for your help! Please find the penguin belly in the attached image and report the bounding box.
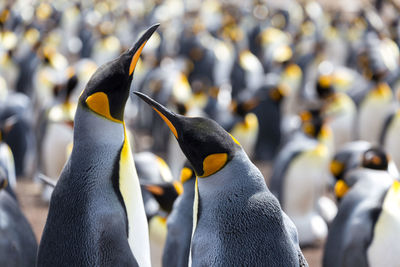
[383,114,400,169]
[367,183,400,267]
[42,122,73,179]
[328,108,356,152]
[282,151,329,245]
[358,97,393,145]
[149,216,167,267]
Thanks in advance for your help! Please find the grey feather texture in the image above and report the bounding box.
[162,177,196,267]
[192,150,307,267]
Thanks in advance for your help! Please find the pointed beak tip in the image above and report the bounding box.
[133,91,155,107]
[143,23,161,40]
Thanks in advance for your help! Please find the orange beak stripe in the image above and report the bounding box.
[153,107,178,139]
[129,41,147,75]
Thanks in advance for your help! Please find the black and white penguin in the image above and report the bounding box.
[37,24,159,267]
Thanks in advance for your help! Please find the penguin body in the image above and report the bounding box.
[37,25,159,267]
[270,132,332,245]
[192,150,305,266]
[270,107,336,245]
[253,84,286,161]
[163,163,196,267]
[135,151,174,219]
[381,109,400,169]
[0,93,36,178]
[323,92,357,151]
[38,113,140,266]
[357,82,394,144]
[135,92,308,267]
[0,169,37,267]
[39,76,78,201]
[367,181,400,266]
[323,171,395,267]
[330,140,372,182]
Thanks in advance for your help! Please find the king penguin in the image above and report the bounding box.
[323,167,399,267]
[163,161,196,267]
[135,92,308,267]
[37,24,159,267]
[0,167,38,267]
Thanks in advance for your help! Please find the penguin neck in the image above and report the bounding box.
[182,178,196,197]
[196,149,267,195]
[73,106,125,149]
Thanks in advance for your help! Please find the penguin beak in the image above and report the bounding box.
[134,92,179,139]
[128,23,160,76]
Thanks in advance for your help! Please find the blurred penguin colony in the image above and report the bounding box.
[1,0,400,266]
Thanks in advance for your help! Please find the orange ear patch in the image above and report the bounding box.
[200,153,228,177]
[145,185,164,196]
[85,92,122,123]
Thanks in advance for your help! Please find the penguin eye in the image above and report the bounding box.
[85,92,122,123]
[200,153,228,177]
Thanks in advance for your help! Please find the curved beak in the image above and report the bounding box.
[128,23,160,76]
[134,92,179,139]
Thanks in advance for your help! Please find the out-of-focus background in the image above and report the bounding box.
[1,0,400,266]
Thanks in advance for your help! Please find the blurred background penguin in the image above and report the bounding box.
[1,0,400,266]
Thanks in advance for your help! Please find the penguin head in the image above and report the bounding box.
[334,146,390,200]
[269,85,288,103]
[78,24,159,123]
[135,92,241,177]
[142,181,183,213]
[299,108,326,139]
[316,74,335,99]
[361,147,389,171]
[330,144,366,181]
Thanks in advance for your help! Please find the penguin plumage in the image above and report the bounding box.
[333,147,396,201]
[163,162,196,267]
[135,92,308,267]
[37,24,159,267]
[269,108,334,245]
[323,169,397,267]
[0,93,36,178]
[142,181,182,214]
[380,108,400,170]
[0,167,38,267]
